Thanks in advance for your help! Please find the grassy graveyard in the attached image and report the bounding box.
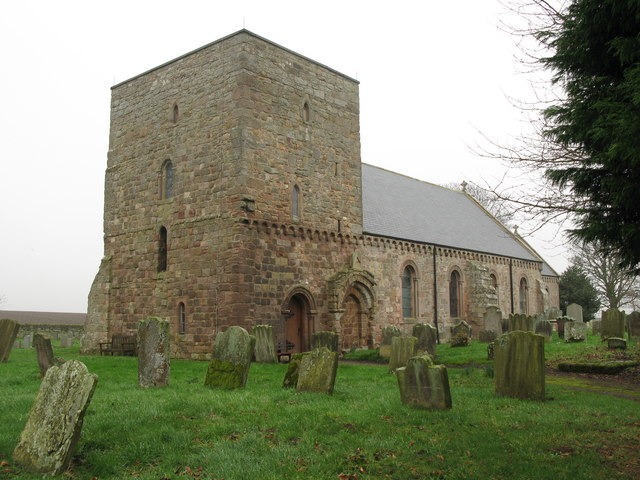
[0,336,639,480]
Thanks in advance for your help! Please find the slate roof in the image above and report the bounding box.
[361,164,557,276]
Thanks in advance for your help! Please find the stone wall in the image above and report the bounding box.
[18,325,84,340]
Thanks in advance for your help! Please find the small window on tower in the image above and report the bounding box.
[178,302,186,334]
[173,103,179,123]
[292,185,300,220]
[158,226,168,272]
[161,160,174,199]
[303,101,310,123]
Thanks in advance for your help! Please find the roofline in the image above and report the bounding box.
[361,231,545,268]
[112,29,359,90]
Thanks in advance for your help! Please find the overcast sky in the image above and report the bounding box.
[0,0,568,313]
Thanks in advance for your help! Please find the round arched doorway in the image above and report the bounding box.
[281,288,316,354]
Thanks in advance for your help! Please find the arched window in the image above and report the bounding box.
[158,226,168,272]
[402,265,417,318]
[292,185,300,220]
[172,103,179,123]
[519,277,529,314]
[178,302,186,334]
[303,101,310,123]
[161,160,174,199]
[450,270,462,318]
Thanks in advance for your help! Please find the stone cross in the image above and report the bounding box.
[13,360,98,475]
[566,303,583,323]
[494,331,545,401]
[0,318,20,362]
[396,355,452,410]
[137,317,170,388]
[205,326,255,389]
[296,347,339,395]
[253,325,277,363]
[412,323,437,356]
[388,336,417,373]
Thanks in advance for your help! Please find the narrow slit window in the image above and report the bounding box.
[402,266,416,318]
[158,226,168,272]
[173,103,179,123]
[178,302,186,334]
[303,101,310,123]
[161,160,174,199]
[450,270,461,318]
[292,185,300,220]
[519,278,529,314]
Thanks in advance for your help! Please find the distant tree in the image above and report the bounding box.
[444,181,515,227]
[559,264,600,320]
[571,242,640,311]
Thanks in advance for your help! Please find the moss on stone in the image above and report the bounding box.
[494,331,545,401]
[204,359,247,389]
[282,353,306,388]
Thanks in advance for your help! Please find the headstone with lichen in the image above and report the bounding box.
[33,333,64,378]
[296,347,338,394]
[138,317,170,388]
[396,355,452,410]
[534,320,553,342]
[204,326,255,389]
[412,324,437,355]
[508,314,535,333]
[450,320,471,347]
[565,321,586,343]
[601,309,625,340]
[388,336,417,373]
[12,360,98,475]
[0,318,20,362]
[556,316,571,339]
[311,331,339,352]
[379,325,402,359]
[483,307,502,336]
[494,331,545,401]
[253,325,277,363]
[627,312,640,341]
[567,303,583,323]
[282,353,307,388]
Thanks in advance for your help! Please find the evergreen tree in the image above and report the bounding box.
[559,264,600,320]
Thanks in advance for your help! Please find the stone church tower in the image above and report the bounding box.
[83,30,559,359]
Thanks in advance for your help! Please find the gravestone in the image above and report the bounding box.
[601,309,625,339]
[137,317,170,388]
[450,320,471,347]
[12,360,98,475]
[494,331,545,401]
[556,316,571,339]
[60,335,72,348]
[508,314,534,332]
[590,319,602,336]
[253,325,277,362]
[483,307,502,335]
[566,303,583,323]
[205,326,255,389]
[388,336,417,373]
[33,333,64,378]
[23,334,33,349]
[626,311,640,341]
[412,324,437,355]
[0,318,20,362]
[487,342,495,360]
[607,337,627,350]
[500,317,509,334]
[396,355,452,410]
[546,307,561,320]
[296,347,338,395]
[479,330,498,343]
[282,353,306,388]
[379,325,402,359]
[565,321,586,343]
[534,320,553,342]
[311,331,340,353]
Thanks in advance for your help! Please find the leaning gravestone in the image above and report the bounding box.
[205,326,255,389]
[311,331,340,352]
[0,318,20,362]
[450,320,471,347]
[601,309,625,339]
[483,307,502,336]
[138,317,170,388]
[565,321,586,343]
[282,353,307,389]
[379,325,402,359]
[412,323,437,356]
[626,311,640,341]
[33,333,64,378]
[296,347,339,395]
[494,331,545,401]
[13,360,98,475]
[253,325,277,363]
[508,314,535,333]
[396,355,452,410]
[566,303,583,323]
[534,320,553,342]
[388,336,418,373]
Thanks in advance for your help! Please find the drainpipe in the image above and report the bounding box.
[509,259,514,314]
[433,247,440,344]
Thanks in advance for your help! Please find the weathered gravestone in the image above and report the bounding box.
[311,331,340,352]
[590,319,602,336]
[450,320,472,347]
[33,333,64,378]
[565,321,586,343]
[60,335,72,348]
[626,311,640,341]
[137,317,170,388]
[388,336,417,373]
[23,334,33,349]
[296,347,338,395]
[205,326,255,389]
[396,355,452,410]
[379,325,402,359]
[282,353,306,388]
[487,342,495,360]
[556,316,571,339]
[13,360,98,475]
[566,303,584,323]
[0,318,20,362]
[508,314,535,333]
[253,325,277,363]
[546,307,562,320]
[483,307,502,338]
[479,330,498,343]
[534,320,553,342]
[607,337,627,350]
[494,331,545,401]
[601,309,625,340]
[412,323,437,356]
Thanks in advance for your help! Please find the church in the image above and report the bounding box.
[82,30,559,359]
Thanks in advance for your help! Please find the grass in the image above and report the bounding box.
[0,337,639,479]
